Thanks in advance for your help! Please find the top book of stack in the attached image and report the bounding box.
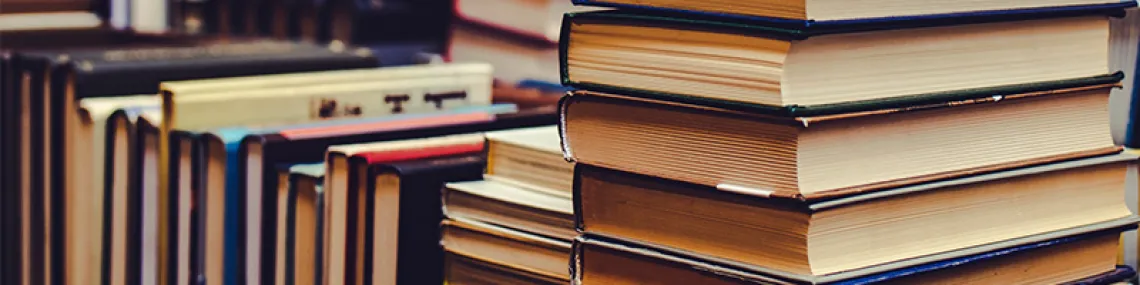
[570,0,1134,26]
[560,2,1134,115]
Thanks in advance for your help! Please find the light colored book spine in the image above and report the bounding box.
[1113,9,1140,270]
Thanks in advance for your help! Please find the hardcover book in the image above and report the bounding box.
[560,9,1126,109]
[443,179,575,240]
[483,125,572,198]
[444,252,566,285]
[559,87,1120,199]
[572,154,1137,278]
[361,154,485,285]
[572,221,1139,284]
[441,217,572,281]
[570,0,1134,28]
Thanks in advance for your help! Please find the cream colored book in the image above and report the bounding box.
[441,217,572,281]
[483,126,570,198]
[72,95,159,285]
[443,179,574,240]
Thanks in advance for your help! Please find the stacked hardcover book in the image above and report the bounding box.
[440,126,575,284]
[558,0,1140,284]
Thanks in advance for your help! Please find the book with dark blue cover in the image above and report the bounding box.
[571,0,1134,32]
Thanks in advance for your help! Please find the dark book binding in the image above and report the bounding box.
[239,111,555,284]
[1061,266,1138,285]
[366,154,485,285]
[570,0,1135,31]
[558,10,1126,117]
[573,218,1140,284]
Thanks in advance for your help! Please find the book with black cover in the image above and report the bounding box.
[237,111,555,285]
[365,154,485,285]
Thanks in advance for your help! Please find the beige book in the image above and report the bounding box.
[561,87,1120,198]
[576,154,1136,277]
[484,126,571,198]
[290,164,325,285]
[441,217,572,280]
[443,179,574,240]
[72,95,158,285]
[564,13,1116,107]
[444,253,565,285]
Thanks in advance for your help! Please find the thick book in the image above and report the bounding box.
[441,217,572,281]
[559,9,1127,109]
[572,153,1137,278]
[559,87,1121,199]
[484,125,571,198]
[362,154,485,285]
[572,218,1140,284]
[570,0,1134,28]
[443,179,575,241]
[235,110,555,285]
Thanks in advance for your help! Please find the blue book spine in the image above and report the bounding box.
[222,138,245,285]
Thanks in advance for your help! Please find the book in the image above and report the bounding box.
[570,0,1134,26]
[484,125,571,198]
[326,133,487,285]
[237,110,554,285]
[361,154,485,285]
[74,95,158,285]
[441,217,572,281]
[573,153,1136,278]
[573,219,1140,284]
[444,252,566,285]
[560,9,1126,108]
[560,87,1121,199]
[288,164,325,285]
[443,179,575,240]
[136,114,165,285]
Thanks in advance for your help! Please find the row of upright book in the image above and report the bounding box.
[551,0,1140,284]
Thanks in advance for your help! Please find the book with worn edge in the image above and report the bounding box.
[571,217,1140,284]
[241,111,556,284]
[365,153,486,285]
[559,90,1125,201]
[569,1,1135,31]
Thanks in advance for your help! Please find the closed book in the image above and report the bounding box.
[75,95,158,285]
[441,217,572,281]
[560,9,1126,109]
[444,252,565,285]
[573,153,1137,279]
[236,109,554,285]
[442,179,575,241]
[288,164,326,285]
[135,115,165,285]
[363,154,485,285]
[560,87,1121,200]
[483,125,571,198]
[570,0,1134,28]
[573,218,1140,284]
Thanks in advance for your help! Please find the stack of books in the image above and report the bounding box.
[440,126,575,284]
[557,0,1140,284]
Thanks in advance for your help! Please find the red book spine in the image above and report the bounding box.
[360,142,486,164]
